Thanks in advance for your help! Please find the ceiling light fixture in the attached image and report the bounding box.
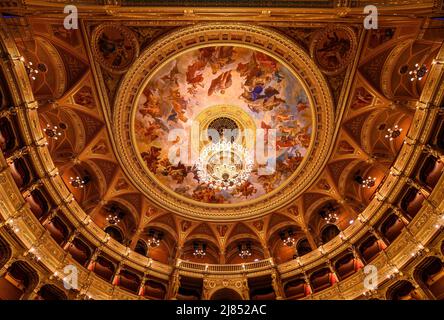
[279,229,296,247]
[361,176,376,188]
[408,63,428,81]
[238,242,252,259]
[196,140,253,191]
[384,125,402,141]
[146,229,163,248]
[69,176,90,189]
[193,242,207,258]
[43,124,62,141]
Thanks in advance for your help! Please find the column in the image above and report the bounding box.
[271,271,283,299]
[168,269,180,300]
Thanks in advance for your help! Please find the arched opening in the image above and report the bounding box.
[36,284,67,300]
[45,216,70,245]
[334,252,363,280]
[359,235,384,263]
[210,288,243,300]
[309,268,335,293]
[0,117,17,153]
[417,257,444,300]
[0,236,12,269]
[284,278,310,299]
[400,187,425,219]
[320,224,340,244]
[104,225,124,244]
[134,239,148,256]
[387,280,422,300]
[142,280,167,299]
[91,256,115,282]
[117,269,141,294]
[0,261,38,300]
[67,238,91,267]
[419,155,443,189]
[9,157,31,189]
[296,238,312,257]
[380,213,404,244]
[25,189,50,220]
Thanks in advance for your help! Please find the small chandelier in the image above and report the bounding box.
[106,214,120,225]
[146,229,163,248]
[409,63,428,81]
[238,242,252,259]
[361,176,376,188]
[43,124,62,140]
[69,176,90,188]
[18,56,39,81]
[320,203,339,224]
[193,242,206,258]
[384,125,402,141]
[196,140,253,191]
[279,229,296,247]
[105,205,123,225]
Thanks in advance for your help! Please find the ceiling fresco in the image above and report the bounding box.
[134,46,313,204]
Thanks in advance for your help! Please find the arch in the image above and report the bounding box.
[0,117,18,153]
[104,225,124,244]
[414,256,444,300]
[296,238,312,257]
[0,236,12,269]
[210,288,243,300]
[379,213,404,244]
[320,224,340,244]
[418,155,443,189]
[37,284,67,300]
[0,261,39,300]
[386,280,422,300]
[67,237,91,267]
[134,239,148,256]
[45,216,70,245]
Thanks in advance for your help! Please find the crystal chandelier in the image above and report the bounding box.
[279,229,296,247]
[384,125,402,141]
[361,176,376,188]
[17,56,39,81]
[196,140,253,191]
[106,214,120,225]
[320,203,339,224]
[69,176,89,188]
[146,229,162,247]
[409,63,428,81]
[193,242,206,258]
[43,124,62,140]
[105,205,122,225]
[238,242,252,259]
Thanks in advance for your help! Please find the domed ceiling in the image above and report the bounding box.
[134,45,313,204]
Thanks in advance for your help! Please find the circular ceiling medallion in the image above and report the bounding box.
[310,26,357,75]
[113,23,335,221]
[91,23,139,73]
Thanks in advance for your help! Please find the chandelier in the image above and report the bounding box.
[361,176,376,188]
[238,242,252,259]
[17,56,39,81]
[409,63,428,81]
[69,176,90,189]
[193,242,206,258]
[196,140,253,191]
[43,124,62,140]
[384,125,402,141]
[105,205,123,225]
[319,203,339,224]
[146,229,163,247]
[279,229,296,247]
[106,214,120,225]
